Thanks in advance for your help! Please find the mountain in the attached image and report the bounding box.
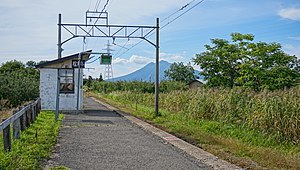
[109,60,203,82]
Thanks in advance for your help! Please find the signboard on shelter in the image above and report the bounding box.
[72,60,85,68]
[100,54,112,65]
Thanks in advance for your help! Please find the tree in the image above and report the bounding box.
[0,60,25,73]
[164,62,198,83]
[0,60,39,108]
[193,33,300,90]
[86,76,93,88]
[99,73,104,82]
[26,61,37,68]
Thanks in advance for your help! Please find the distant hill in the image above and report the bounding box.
[109,60,203,82]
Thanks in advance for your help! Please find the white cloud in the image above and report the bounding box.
[113,55,153,65]
[129,55,153,64]
[113,57,129,65]
[160,52,185,63]
[283,44,300,58]
[278,7,300,21]
[288,36,300,41]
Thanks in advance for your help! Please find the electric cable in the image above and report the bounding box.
[161,0,196,23]
[115,0,205,58]
[161,0,205,29]
[86,56,99,64]
[88,0,93,11]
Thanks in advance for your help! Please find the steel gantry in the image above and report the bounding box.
[56,14,160,116]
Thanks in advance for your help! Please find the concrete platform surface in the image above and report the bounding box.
[45,97,241,170]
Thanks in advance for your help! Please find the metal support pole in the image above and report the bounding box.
[58,14,62,59]
[55,14,62,121]
[76,53,82,114]
[55,70,60,121]
[155,18,159,116]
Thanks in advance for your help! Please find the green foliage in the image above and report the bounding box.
[91,81,154,93]
[26,61,37,68]
[194,32,300,90]
[103,86,300,145]
[0,60,39,109]
[164,62,198,83]
[159,80,188,93]
[89,80,187,94]
[0,111,63,169]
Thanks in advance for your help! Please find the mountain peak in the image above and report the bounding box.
[108,60,202,82]
[109,61,172,82]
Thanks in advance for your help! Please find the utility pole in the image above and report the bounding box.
[155,18,159,116]
[55,13,62,121]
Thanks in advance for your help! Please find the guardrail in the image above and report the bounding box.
[0,98,41,152]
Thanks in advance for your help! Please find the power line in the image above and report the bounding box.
[94,0,102,11]
[93,0,110,25]
[161,0,205,29]
[88,0,93,11]
[86,56,99,64]
[115,0,205,58]
[161,0,196,23]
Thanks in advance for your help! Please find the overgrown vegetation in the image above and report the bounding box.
[91,88,299,169]
[0,60,39,110]
[100,86,300,145]
[88,80,188,94]
[0,111,63,169]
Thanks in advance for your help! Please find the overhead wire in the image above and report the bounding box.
[88,0,93,11]
[115,0,205,58]
[93,0,110,25]
[161,0,196,23]
[95,0,102,11]
[161,0,205,29]
[86,56,100,64]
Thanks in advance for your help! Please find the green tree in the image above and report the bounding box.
[0,60,39,108]
[86,76,93,88]
[194,33,300,90]
[26,60,37,68]
[99,73,103,82]
[164,62,198,83]
[0,60,25,72]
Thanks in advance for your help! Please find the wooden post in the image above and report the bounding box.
[32,105,36,122]
[19,106,26,131]
[12,110,21,139]
[25,109,30,128]
[2,119,11,152]
[37,100,41,115]
[28,106,33,124]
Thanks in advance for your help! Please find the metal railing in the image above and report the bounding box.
[0,98,41,152]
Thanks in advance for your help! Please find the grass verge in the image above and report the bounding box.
[0,111,63,169]
[91,92,300,170]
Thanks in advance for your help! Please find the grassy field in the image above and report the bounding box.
[90,88,300,170]
[0,111,63,169]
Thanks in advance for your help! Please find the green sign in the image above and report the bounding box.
[100,54,112,65]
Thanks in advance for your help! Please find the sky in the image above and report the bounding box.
[1,0,300,78]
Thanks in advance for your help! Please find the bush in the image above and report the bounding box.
[0,61,39,109]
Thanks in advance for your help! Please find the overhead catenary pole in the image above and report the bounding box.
[58,14,62,59]
[55,14,62,121]
[76,53,82,114]
[58,14,160,116]
[155,18,159,116]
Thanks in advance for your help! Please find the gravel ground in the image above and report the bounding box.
[46,97,212,170]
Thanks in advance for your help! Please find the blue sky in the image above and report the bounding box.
[0,0,300,78]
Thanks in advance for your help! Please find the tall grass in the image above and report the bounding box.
[104,86,300,145]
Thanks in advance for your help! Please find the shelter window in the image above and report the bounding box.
[59,69,74,93]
